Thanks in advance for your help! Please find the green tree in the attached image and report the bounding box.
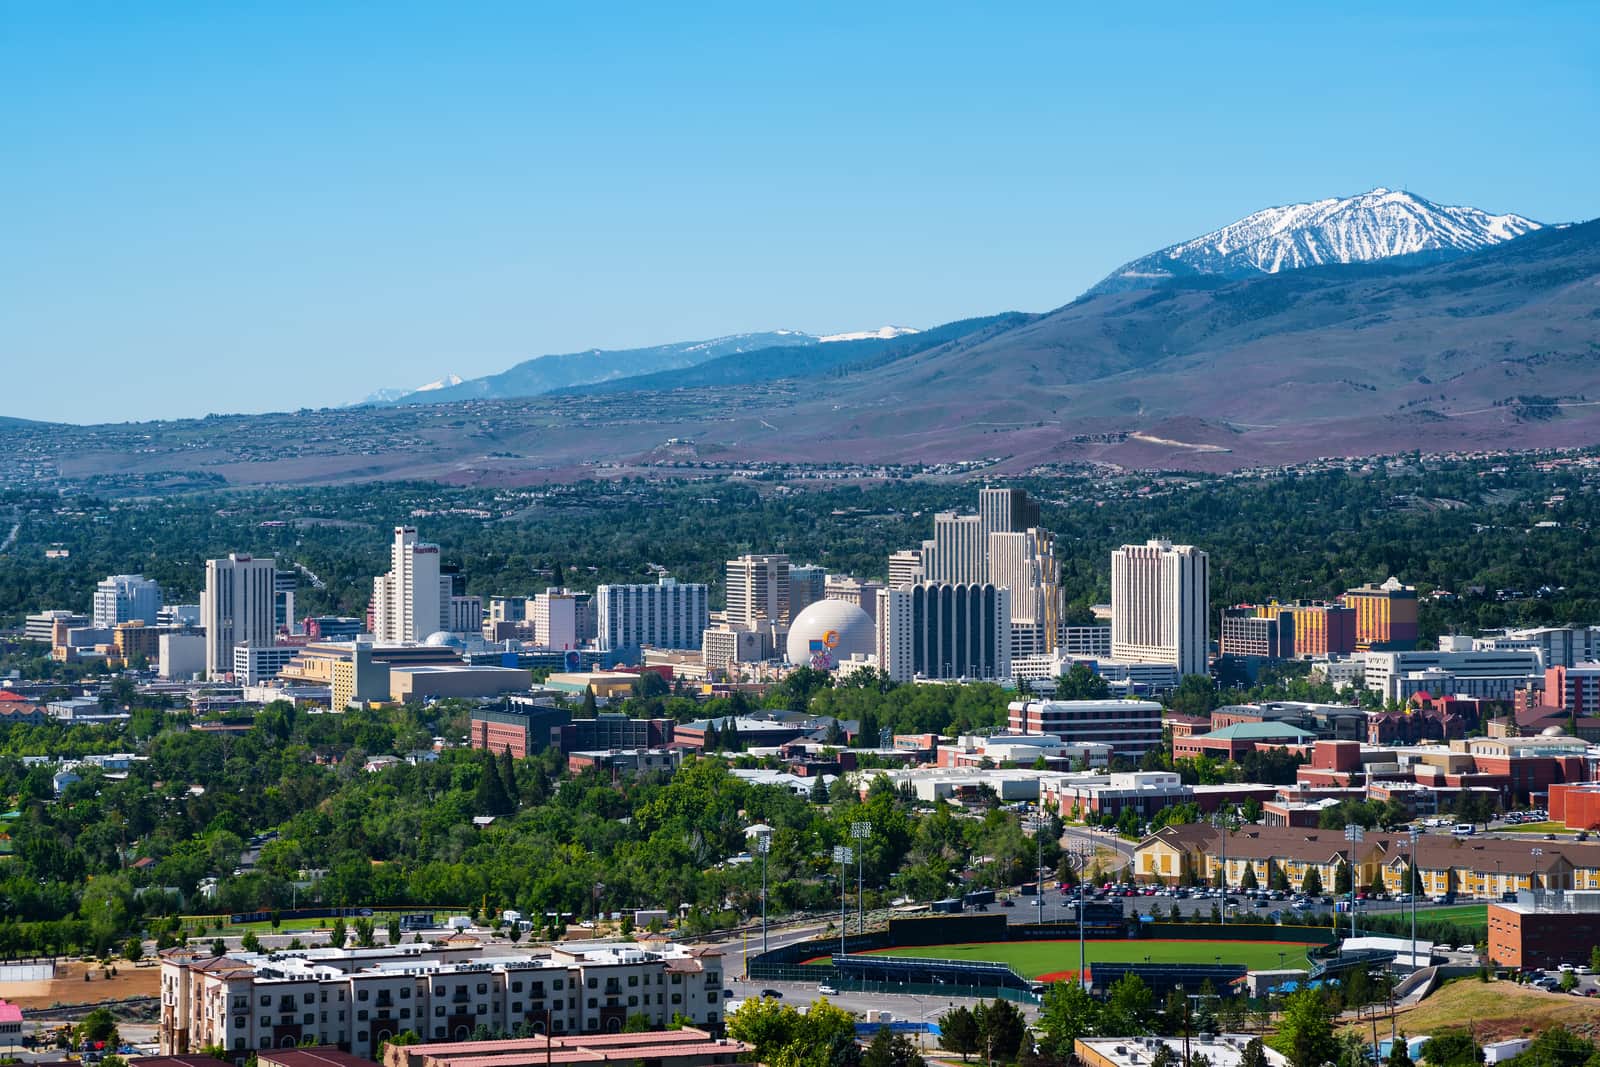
[1301,867,1323,897]
[388,916,402,944]
[1241,1038,1270,1067]
[1334,861,1352,896]
[77,1008,120,1047]
[1240,865,1259,891]
[864,1026,926,1067]
[975,999,1026,1063]
[1388,1033,1415,1067]
[1275,989,1336,1067]
[810,774,829,804]
[498,746,519,808]
[580,686,598,717]
[1101,974,1156,1036]
[1420,1031,1482,1067]
[1560,970,1579,993]
[1241,797,1263,824]
[1056,663,1111,701]
[939,1006,981,1062]
[624,1013,654,1033]
[1038,980,1100,1058]
[122,937,143,962]
[210,937,226,956]
[240,931,263,953]
[328,916,347,949]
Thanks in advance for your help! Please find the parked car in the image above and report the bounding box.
[760,988,784,999]
[817,983,838,996]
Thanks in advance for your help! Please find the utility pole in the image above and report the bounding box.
[750,825,773,956]
[1409,828,1421,971]
[852,821,871,935]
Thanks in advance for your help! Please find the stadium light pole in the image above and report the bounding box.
[1345,824,1364,939]
[1409,828,1421,971]
[833,845,853,958]
[747,824,773,957]
[852,821,871,935]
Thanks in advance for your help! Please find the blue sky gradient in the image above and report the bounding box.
[4,2,1597,422]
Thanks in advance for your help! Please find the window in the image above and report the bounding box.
[588,998,597,1008]
[359,990,370,1002]
[671,994,682,1005]
[476,1005,487,1016]
[628,996,638,1007]
[304,993,315,1005]
[261,996,271,1006]
[627,976,638,987]
[512,982,523,993]
[234,1017,246,1029]
[234,1039,245,1051]
[338,1011,345,1022]
[434,1028,446,1039]
[477,983,488,994]
[435,986,446,996]
[260,1038,271,1050]
[358,1010,369,1022]
[400,987,411,999]
[434,1007,445,1017]
[707,991,718,1003]
[260,1017,270,1027]
[554,980,564,991]
[322,1013,328,1023]
[401,1008,410,1019]
[670,975,682,985]
[587,978,598,989]
[321,991,328,1003]
[358,1032,368,1043]
[304,1014,314,1025]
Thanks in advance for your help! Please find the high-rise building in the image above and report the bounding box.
[725,553,790,627]
[876,582,1012,683]
[789,564,826,619]
[922,513,986,585]
[1341,577,1419,651]
[596,576,709,652]
[979,486,1041,541]
[1110,539,1210,677]
[887,550,924,589]
[274,570,298,632]
[532,589,579,649]
[1260,600,1356,657]
[449,595,483,635]
[372,527,452,643]
[92,574,163,629]
[1218,607,1293,659]
[200,554,277,679]
[989,527,1061,653]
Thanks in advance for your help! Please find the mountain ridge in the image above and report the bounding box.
[1085,187,1543,297]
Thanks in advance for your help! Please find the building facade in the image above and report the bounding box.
[1341,578,1419,651]
[724,554,789,627]
[1007,698,1165,758]
[372,527,452,644]
[93,574,163,629]
[595,578,708,653]
[1111,540,1210,677]
[201,555,279,680]
[876,582,1012,683]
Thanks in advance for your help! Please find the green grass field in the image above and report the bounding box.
[1412,904,1488,926]
[858,939,1319,979]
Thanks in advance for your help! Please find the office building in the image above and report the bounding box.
[1341,577,1419,651]
[470,701,571,758]
[1543,663,1600,715]
[724,554,789,627]
[92,574,163,629]
[1008,698,1165,758]
[1219,608,1293,659]
[25,610,89,643]
[595,577,708,652]
[485,596,528,638]
[887,550,924,589]
[201,554,278,680]
[1264,601,1357,658]
[112,621,162,663]
[274,570,298,632]
[159,603,203,628]
[389,665,531,703]
[701,623,775,672]
[1362,643,1540,701]
[788,564,826,619]
[303,616,363,640]
[556,714,676,754]
[232,644,300,686]
[876,582,1012,683]
[372,527,452,644]
[1111,540,1210,677]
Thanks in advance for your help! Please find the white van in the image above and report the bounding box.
[1454,823,1476,836]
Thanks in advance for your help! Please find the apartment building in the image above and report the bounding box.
[1341,578,1419,651]
[1111,540,1209,677]
[160,943,727,1062]
[595,578,708,653]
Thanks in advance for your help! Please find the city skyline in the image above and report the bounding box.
[4,4,1598,423]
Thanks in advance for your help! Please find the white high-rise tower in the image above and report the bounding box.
[372,527,451,643]
[1111,539,1210,677]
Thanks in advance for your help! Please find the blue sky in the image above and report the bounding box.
[4,2,1597,423]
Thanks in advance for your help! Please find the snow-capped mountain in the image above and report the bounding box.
[1085,187,1543,296]
[356,375,462,405]
[412,374,463,393]
[819,326,920,343]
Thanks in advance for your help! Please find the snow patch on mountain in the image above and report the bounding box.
[819,326,920,343]
[1087,188,1543,296]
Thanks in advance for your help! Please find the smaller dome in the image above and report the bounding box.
[1541,725,1566,737]
[423,631,467,648]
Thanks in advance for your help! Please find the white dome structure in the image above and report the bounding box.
[423,630,467,649]
[785,600,875,669]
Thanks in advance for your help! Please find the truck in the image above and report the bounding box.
[931,898,964,914]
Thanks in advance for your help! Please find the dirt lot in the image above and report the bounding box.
[0,959,161,1010]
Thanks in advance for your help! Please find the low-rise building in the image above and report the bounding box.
[1006,698,1164,758]
[159,942,728,1062]
[1076,1036,1288,1067]
[1488,892,1600,970]
[381,1027,750,1067]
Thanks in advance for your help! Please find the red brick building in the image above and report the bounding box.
[1489,899,1600,970]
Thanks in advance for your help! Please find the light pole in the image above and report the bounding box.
[1214,810,1231,927]
[852,821,871,935]
[833,845,853,958]
[1344,824,1364,939]
[747,824,773,957]
[1408,828,1420,971]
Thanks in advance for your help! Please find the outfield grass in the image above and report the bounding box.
[859,939,1320,979]
[1500,822,1576,834]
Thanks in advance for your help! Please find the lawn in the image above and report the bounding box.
[1500,822,1576,835]
[858,939,1321,979]
[1343,978,1600,1044]
[1412,904,1488,927]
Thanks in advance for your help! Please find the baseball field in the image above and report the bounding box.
[858,939,1321,981]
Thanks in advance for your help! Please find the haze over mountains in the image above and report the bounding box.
[6,187,1598,487]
